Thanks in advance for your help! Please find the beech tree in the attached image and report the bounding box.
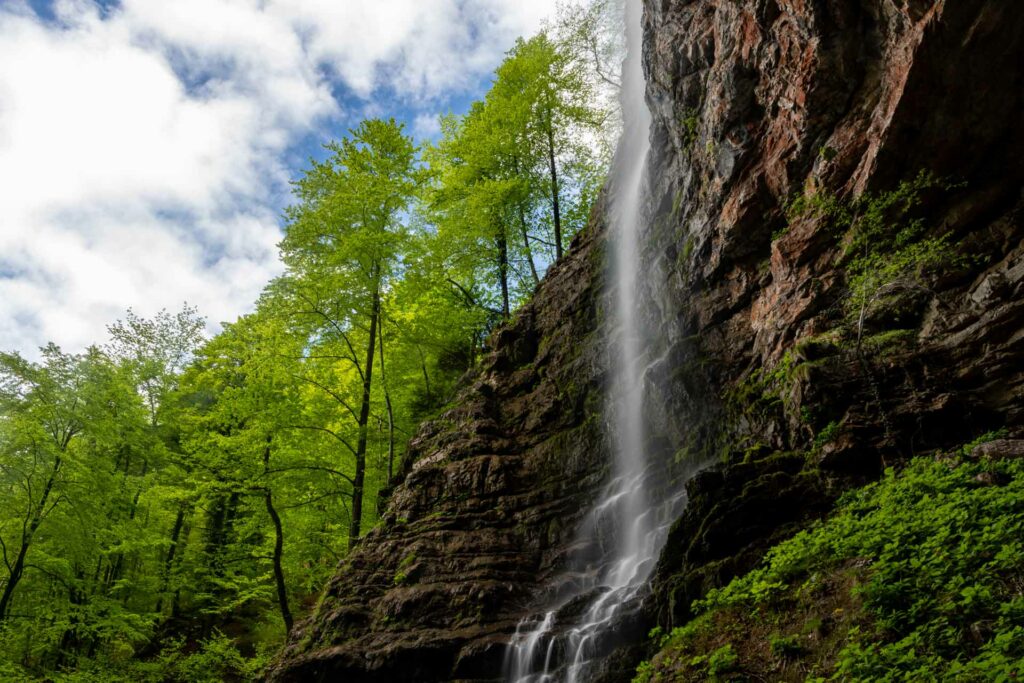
[279,118,420,547]
[494,32,602,261]
[425,30,604,322]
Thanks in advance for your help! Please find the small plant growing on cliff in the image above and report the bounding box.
[706,643,740,677]
[785,172,966,350]
[813,420,840,450]
[393,552,418,585]
[680,109,700,147]
[769,633,807,659]
[774,184,851,241]
[841,171,966,348]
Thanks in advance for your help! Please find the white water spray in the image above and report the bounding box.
[504,2,685,680]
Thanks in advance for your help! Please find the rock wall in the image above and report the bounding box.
[641,0,1023,628]
[269,1,1023,680]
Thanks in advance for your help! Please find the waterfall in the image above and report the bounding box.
[503,1,684,680]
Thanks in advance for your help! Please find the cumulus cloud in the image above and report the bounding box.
[412,112,443,141]
[0,0,557,355]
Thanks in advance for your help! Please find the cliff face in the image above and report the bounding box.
[269,1,1024,680]
[642,0,1023,626]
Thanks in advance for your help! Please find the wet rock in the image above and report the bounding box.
[644,0,1024,636]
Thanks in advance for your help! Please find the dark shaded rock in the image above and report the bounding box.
[643,0,1024,636]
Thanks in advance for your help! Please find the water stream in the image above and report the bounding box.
[503,2,684,680]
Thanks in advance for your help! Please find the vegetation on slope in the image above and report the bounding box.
[635,436,1024,682]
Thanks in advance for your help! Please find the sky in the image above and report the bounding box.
[0,0,561,356]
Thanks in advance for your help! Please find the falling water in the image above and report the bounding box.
[503,1,684,680]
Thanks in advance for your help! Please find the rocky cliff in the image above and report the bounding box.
[269,1,1023,680]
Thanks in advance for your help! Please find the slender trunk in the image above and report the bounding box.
[155,503,187,614]
[518,207,541,287]
[0,455,61,622]
[171,516,191,621]
[108,460,148,598]
[497,231,510,319]
[378,320,395,484]
[57,568,88,664]
[265,490,291,632]
[546,122,563,261]
[511,155,540,287]
[200,490,239,638]
[262,441,292,633]
[350,276,380,548]
[416,345,432,403]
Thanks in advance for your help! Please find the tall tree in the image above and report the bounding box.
[280,118,420,548]
[493,32,604,262]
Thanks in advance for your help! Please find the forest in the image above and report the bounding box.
[0,6,618,679]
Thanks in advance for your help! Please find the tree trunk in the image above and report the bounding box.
[511,155,540,287]
[108,460,149,599]
[0,455,61,622]
[378,319,396,484]
[155,503,187,615]
[263,441,293,633]
[518,207,541,287]
[350,278,381,548]
[546,123,563,261]
[417,345,432,404]
[497,231,510,319]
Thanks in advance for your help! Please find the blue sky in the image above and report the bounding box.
[0,0,561,355]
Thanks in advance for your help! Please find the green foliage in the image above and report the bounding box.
[785,172,968,342]
[960,428,1009,457]
[424,29,604,318]
[706,643,740,677]
[392,552,418,586]
[813,421,840,450]
[769,633,806,659]
[725,350,798,420]
[680,110,700,147]
[681,452,1024,680]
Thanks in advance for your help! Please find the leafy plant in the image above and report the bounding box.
[651,450,1024,681]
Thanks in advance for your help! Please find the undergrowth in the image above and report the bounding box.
[635,443,1024,682]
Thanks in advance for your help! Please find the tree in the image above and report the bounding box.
[0,344,151,657]
[280,118,421,548]
[424,31,605,323]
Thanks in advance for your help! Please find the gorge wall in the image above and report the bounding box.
[269,0,1024,680]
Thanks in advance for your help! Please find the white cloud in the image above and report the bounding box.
[412,112,443,140]
[0,0,558,356]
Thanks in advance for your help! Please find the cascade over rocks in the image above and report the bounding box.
[269,1,1023,680]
